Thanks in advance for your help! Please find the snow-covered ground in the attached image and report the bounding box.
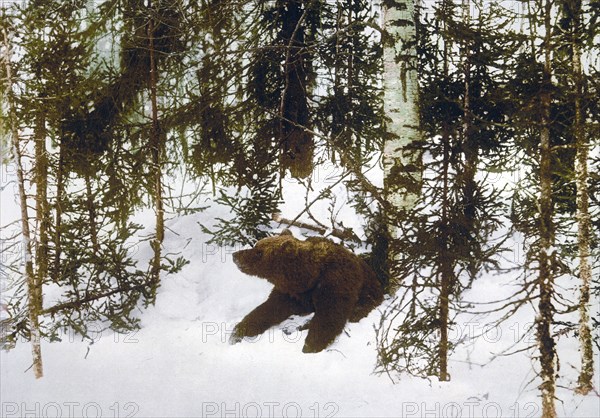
[1,167,598,418]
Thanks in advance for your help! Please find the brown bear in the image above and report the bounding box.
[230,230,384,353]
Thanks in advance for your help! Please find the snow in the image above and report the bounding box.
[1,169,599,418]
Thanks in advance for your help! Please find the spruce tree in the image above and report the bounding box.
[376,0,515,381]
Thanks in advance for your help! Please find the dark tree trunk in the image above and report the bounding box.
[438,120,453,382]
[53,142,65,282]
[279,0,313,178]
[148,3,164,284]
[537,2,557,414]
[85,172,100,256]
[34,104,49,312]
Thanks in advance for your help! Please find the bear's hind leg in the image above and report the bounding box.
[303,303,353,353]
[303,286,358,353]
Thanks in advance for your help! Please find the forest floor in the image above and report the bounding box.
[1,173,599,418]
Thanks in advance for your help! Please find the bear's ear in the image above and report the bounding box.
[280,229,293,236]
[279,239,296,258]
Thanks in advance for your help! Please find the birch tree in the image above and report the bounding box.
[382,0,423,293]
[376,0,512,381]
[567,0,594,395]
[2,24,44,379]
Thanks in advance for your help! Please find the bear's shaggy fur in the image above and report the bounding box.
[230,230,384,353]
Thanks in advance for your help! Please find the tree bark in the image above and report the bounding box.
[148,4,164,284]
[536,1,557,414]
[438,122,452,382]
[569,0,594,395]
[279,0,313,178]
[437,0,454,382]
[34,101,48,315]
[382,0,423,293]
[53,144,65,282]
[85,172,100,256]
[460,0,479,279]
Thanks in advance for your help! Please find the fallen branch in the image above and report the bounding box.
[272,213,361,243]
[42,279,157,316]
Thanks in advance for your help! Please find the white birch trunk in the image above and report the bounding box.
[382,0,422,293]
[571,0,594,394]
[382,0,422,212]
[2,25,44,379]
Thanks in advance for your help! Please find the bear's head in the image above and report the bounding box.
[232,230,321,294]
[232,230,293,275]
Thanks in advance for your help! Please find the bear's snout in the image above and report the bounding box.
[232,250,245,267]
[232,249,260,272]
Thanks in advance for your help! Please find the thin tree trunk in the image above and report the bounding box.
[347,4,356,153]
[436,0,454,382]
[331,2,344,161]
[53,142,65,281]
[34,102,48,313]
[382,0,423,293]
[148,5,164,284]
[439,121,452,382]
[570,0,594,396]
[460,0,479,278]
[537,1,557,414]
[85,172,100,256]
[2,26,43,379]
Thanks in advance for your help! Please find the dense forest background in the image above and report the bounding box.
[1,0,598,416]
